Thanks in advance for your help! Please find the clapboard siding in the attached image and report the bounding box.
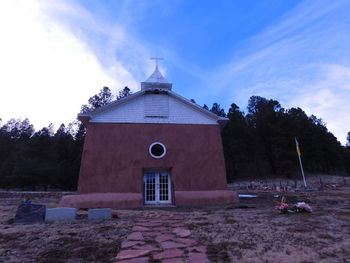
[90,93,217,125]
[144,94,169,117]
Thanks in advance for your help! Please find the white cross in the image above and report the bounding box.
[150,57,164,68]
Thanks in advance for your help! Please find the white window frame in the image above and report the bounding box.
[144,172,172,205]
[149,142,166,159]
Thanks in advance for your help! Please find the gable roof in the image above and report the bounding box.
[79,65,228,127]
[78,89,228,126]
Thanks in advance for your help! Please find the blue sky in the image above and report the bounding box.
[0,0,349,143]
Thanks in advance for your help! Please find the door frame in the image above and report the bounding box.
[143,168,172,205]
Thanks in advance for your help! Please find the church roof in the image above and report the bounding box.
[144,66,169,84]
[78,65,228,127]
[141,65,172,90]
[78,89,228,128]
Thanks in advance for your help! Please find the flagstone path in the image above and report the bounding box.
[115,210,209,263]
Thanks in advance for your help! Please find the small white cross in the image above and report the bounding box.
[150,57,164,68]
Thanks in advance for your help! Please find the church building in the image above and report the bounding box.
[60,65,237,208]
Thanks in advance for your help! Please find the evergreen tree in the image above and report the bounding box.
[81,86,114,113]
[246,96,287,175]
[210,103,226,117]
[117,86,132,100]
[222,104,266,181]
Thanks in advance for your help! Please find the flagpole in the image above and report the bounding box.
[295,138,307,187]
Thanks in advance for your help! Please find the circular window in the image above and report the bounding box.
[149,142,166,158]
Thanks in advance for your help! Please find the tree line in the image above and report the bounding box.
[0,87,349,190]
[217,97,350,182]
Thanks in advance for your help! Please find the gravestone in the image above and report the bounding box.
[88,208,112,220]
[14,199,46,224]
[45,207,77,221]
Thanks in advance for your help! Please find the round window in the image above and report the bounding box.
[149,142,166,158]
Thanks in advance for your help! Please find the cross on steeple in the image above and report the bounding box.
[141,57,172,90]
[150,57,164,68]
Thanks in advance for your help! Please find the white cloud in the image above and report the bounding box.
[289,64,350,143]
[210,0,350,144]
[0,0,147,130]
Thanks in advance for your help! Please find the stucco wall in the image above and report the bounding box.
[77,123,228,194]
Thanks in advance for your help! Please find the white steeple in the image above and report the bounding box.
[141,59,172,91]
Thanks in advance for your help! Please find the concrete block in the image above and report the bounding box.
[45,207,77,221]
[59,193,143,209]
[88,208,112,220]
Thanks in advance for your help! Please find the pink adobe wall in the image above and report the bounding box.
[58,191,238,208]
[77,123,228,195]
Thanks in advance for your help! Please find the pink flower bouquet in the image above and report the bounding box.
[274,202,289,213]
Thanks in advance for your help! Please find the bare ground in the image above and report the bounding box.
[0,195,138,263]
[184,188,350,263]
[0,188,349,263]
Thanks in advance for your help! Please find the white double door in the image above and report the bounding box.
[144,172,171,204]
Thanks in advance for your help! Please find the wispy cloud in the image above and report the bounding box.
[291,64,350,143]
[0,0,151,130]
[211,0,350,144]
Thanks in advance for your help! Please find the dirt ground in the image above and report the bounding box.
[0,194,138,263]
[0,188,350,263]
[185,188,350,263]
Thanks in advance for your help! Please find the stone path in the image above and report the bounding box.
[115,211,209,263]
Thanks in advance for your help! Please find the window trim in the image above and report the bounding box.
[149,142,166,159]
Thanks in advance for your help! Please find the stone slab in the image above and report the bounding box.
[160,241,187,249]
[162,258,184,263]
[188,253,209,263]
[116,249,151,260]
[173,228,191,238]
[88,208,112,220]
[132,244,160,252]
[153,249,183,260]
[132,226,151,232]
[127,232,144,241]
[121,241,145,249]
[45,207,77,221]
[155,234,175,243]
[116,257,149,263]
[14,200,45,224]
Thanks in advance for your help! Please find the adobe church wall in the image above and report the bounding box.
[77,123,228,194]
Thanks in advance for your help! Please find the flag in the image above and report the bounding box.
[295,138,301,156]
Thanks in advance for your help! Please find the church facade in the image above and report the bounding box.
[60,66,237,208]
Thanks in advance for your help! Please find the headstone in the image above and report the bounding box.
[88,208,112,220]
[318,186,325,191]
[319,178,324,187]
[45,207,77,221]
[14,199,46,224]
[305,186,314,192]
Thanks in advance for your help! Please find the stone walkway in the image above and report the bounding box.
[115,211,209,263]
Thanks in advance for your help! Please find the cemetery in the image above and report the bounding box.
[0,174,349,262]
[1,1,350,262]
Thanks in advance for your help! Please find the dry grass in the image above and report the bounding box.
[0,196,140,263]
[1,188,350,263]
[184,188,350,263]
